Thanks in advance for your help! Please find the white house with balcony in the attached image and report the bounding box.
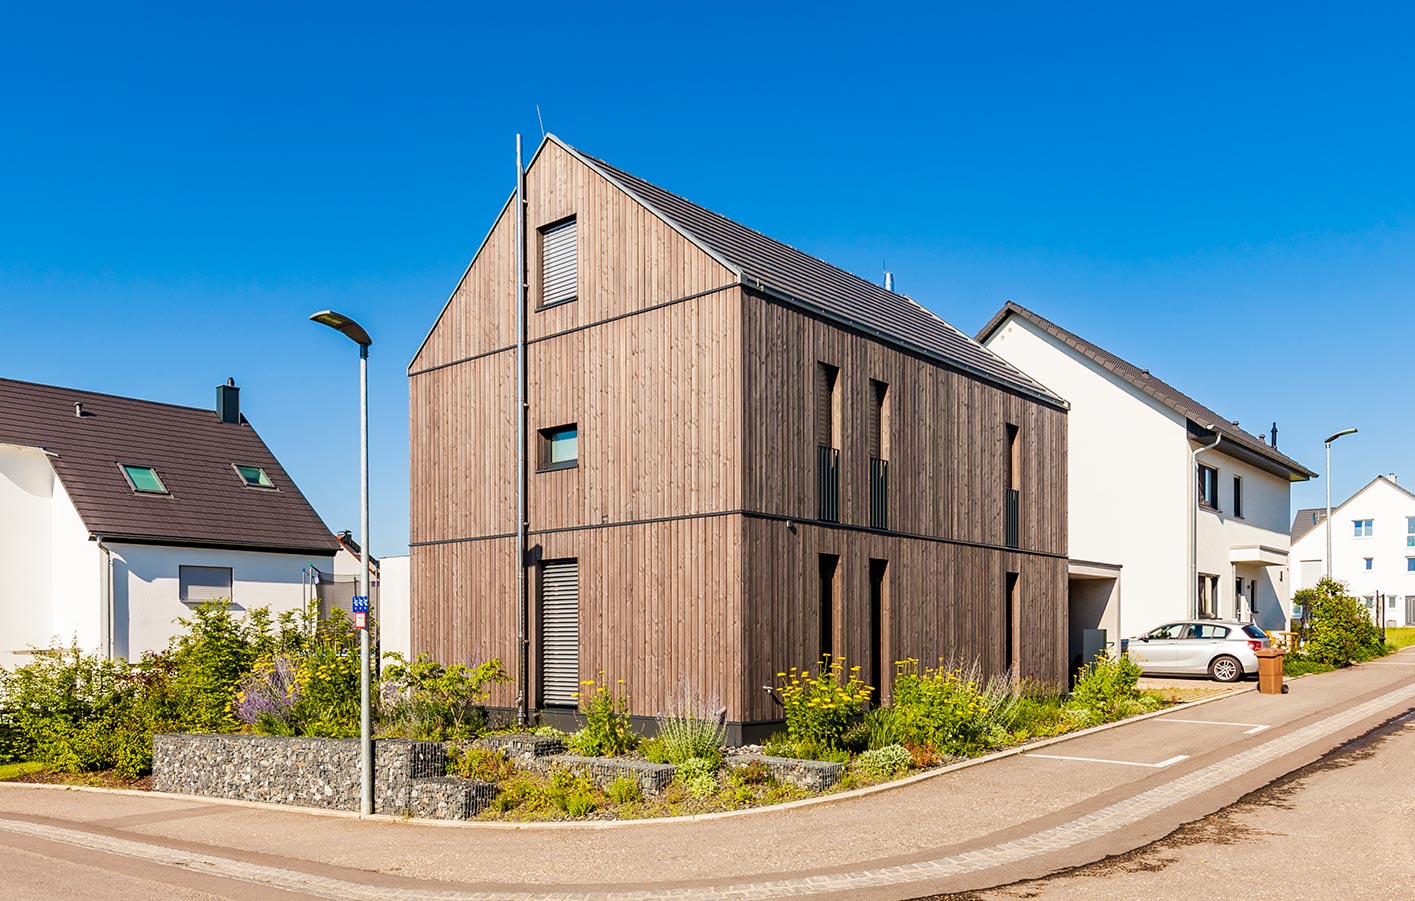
[978,303,1318,670]
[1289,474,1415,626]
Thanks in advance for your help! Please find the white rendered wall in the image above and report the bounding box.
[1290,478,1415,625]
[51,475,100,653]
[106,543,334,660]
[985,317,1298,636]
[984,318,1190,636]
[377,555,410,660]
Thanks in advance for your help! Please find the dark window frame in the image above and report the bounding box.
[1197,464,1220,510]
[537,215,579,310]
[1232,475,1244,518]
[118,463,170,495]
[232,463,277,490]
[537,423,579,472]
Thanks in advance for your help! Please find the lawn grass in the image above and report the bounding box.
[1386,627,1415,651]
[0,761,46,781]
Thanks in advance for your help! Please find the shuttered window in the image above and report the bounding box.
[868,379,887,459]
[180,566,233,604]
[540,218,577,307]
[815,362,838,447]
[539,559,579,706]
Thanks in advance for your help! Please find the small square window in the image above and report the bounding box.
[180,565,233,604]
[1408,558,1415,573]
[120,464,168,494]
[1354,519,1374,538]
[234,464,275,488]
[538,424,578,471]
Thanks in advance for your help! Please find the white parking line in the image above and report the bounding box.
[1027,753,1190,769]
[1160,718,1270,735]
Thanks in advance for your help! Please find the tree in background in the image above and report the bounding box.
[1296,578,1387,667]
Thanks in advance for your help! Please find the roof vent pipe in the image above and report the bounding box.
[74,402,83,418]
[1270,422,1278,448]
[883,272,895,292]
[217,378,240,425]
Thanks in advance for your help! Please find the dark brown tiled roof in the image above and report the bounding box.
[552,138,1066,409]
[1291,508,1327,544]
[977,302,1317,481]
[0,378,338,554]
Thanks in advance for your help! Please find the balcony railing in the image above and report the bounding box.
[817,444,840,523]
[869,456,888,529]
[1005,488,1020,549]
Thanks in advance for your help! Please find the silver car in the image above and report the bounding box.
[1125,620,1271,682]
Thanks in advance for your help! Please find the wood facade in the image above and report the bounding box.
[409,138,1069,733]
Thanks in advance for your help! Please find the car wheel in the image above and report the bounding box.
[1209,655,1242,683]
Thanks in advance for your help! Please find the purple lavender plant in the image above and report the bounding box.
[233,655,300,733]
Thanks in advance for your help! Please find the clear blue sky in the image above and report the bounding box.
[4,3,1411,555]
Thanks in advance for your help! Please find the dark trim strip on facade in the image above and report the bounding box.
[92,534,338,556]
[411,509,1068,560]
[408,283,741,378]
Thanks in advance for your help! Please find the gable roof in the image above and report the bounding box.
[1293,476,1415,547]
[416,135,1065,407]
[0,377,338,555]
[977,301,1317,481]
[1291,508,1327,544]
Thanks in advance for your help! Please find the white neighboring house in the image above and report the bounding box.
[0,377,338,668]
[330,530,410,660]
[1289,475,1415,626]
[978,304,1317,668]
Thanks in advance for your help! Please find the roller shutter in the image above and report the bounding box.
[541,218,577,306]
[540,559,579,706]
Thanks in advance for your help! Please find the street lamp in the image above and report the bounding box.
[310,310,373,817]
[1324,428,1358,583]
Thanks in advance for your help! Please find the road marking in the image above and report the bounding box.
[1160,718,1270,734]
[1026,753,1190,769]
[1,680,1413,900]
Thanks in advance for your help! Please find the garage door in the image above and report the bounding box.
[540,559,579,707]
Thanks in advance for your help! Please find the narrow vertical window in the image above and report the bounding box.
[1004,572,1019,674]
[539,217,577,307]
[869,559,888,700]
[869,379,889,529]
[1004,424,1021,549]
[815,362,839,449]
[818,553,839,662]
[1197,465,1219,508]
[816,363,840,522]
[1233,476,1244,518]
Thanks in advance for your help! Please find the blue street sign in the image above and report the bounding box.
[353,595,369,613]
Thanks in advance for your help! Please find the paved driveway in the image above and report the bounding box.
[2,650,1414,900]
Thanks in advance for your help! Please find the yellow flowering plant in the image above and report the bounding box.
[567,673,637,757]
[890,658,1018,759]
[774,656,873,751]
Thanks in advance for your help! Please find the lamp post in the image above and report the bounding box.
[1324,428,1357,583]
[310,310,373,817]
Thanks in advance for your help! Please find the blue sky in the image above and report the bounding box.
[3,3,1411,554]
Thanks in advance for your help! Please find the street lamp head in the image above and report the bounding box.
[309,310,372,347]
[1324,427,1358,445]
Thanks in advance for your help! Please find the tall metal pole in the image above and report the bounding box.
[359,342,372,816]
[514,134,529,726]
[1325,439,1332,581]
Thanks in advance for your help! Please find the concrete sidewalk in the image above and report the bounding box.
[3,650,1414,900]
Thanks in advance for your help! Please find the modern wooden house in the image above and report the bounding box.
[409,136,1069,739]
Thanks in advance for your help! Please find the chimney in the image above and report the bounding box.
[1390,473,1398,483]
[217,377,240,425]
[1270,422,1278,449]
[883,272,895,292]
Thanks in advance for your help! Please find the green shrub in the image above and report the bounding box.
[606,775,643,804]
[1007,695,1068,740]
[774,657,873,751]
[1299,579,1386,666]
[654,681,725,765]
[1068,653,1156,724]
[567,676,635,757]
[675,756,717,782]
[890,659,1017,758]
[862,706,905,750]
[853,744,913,779]
[1283,655,1336,677]
[728,759,773,787]
[449,747,516,782]
[378,652,508,741]
[531,724,567,739]
[638,737,671,763]
[169,601,274,733]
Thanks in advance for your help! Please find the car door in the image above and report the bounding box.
[1131,624,1184,671]
[1177,624,1227,674]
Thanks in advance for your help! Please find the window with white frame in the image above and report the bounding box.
[180,566,233,604]
[1407,516,1415,547]
[1354,519,1374,538]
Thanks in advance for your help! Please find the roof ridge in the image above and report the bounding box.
[0,375,213,416]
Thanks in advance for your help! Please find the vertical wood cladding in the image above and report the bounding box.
[410,141,1069,727]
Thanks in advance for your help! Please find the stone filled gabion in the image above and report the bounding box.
[152,734,494,820]
[726,754,845,791]
[548,754,677,795]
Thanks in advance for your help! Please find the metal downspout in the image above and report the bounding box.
[96,535,113,660]
[1190,432,1222,618]
[514,134,529,727]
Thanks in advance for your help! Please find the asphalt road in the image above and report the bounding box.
[927,708,1415,901]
